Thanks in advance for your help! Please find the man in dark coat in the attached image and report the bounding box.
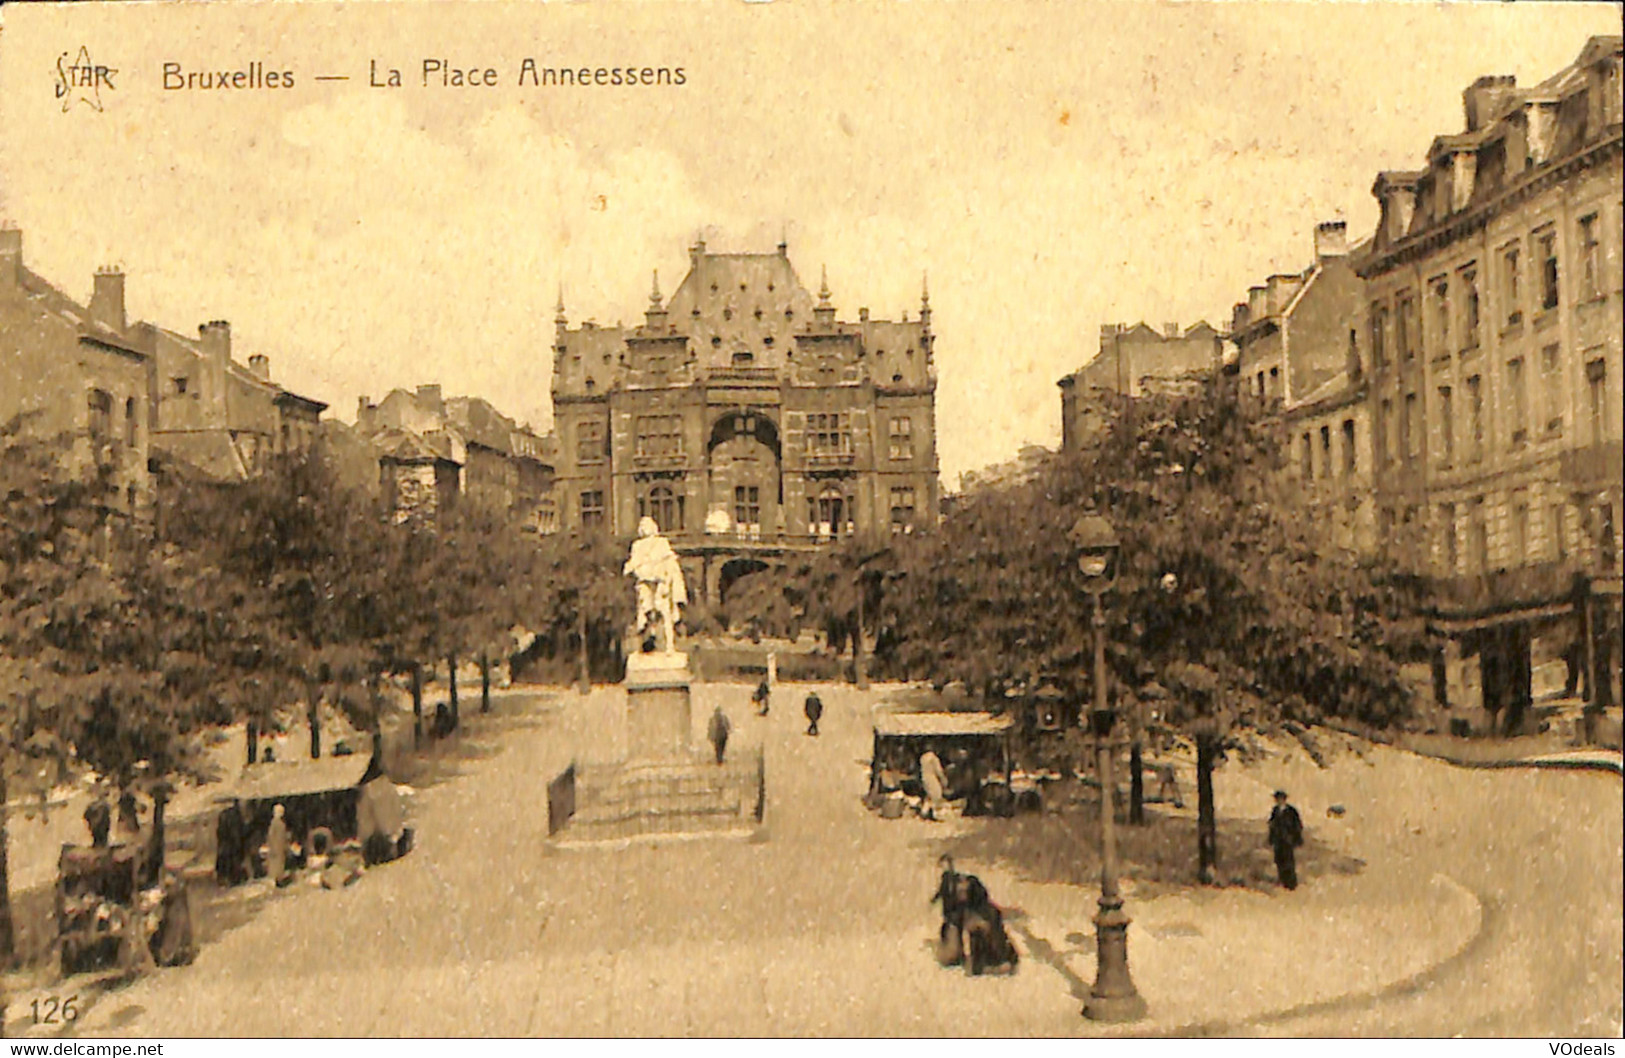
[930,855,965,965]
[752,679,771,716]
[804,692,824,736]
[707,706,731,765]
[1268,790,1304,890]
[214,799,247,886]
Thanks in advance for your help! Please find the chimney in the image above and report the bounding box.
[1313,220,1348,261]
[0,227,21,288]
[1464,74,1517,132]
[1232,302,1251,333]
[1248,285,1268,320]
[357,395,374,431]
[248,354,270,381]
[1372,171,1421,245]
[858,307,869,322]
[199,320,231,363]
[1163,322,1180,340]
[689,236,707,266]
[416,384,444,416]
[86,267,126,333]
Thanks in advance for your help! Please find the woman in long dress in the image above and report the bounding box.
[919,750,947,821]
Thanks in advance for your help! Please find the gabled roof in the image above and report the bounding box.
[16,267,145,358]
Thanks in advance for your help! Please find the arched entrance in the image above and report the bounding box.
[708,410,782,537]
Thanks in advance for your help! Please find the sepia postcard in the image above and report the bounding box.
[0,0,1621,1044]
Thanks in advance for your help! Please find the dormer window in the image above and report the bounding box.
[785,309,794,320]
[710,283,719,293]
[723,308,733,321]
[173,377,189,395]
[763,337,775,347]
[585,379,597,394]
[767,282,775,292]
[732,351,755,367]
[712,336,723,347]
[754,308,764,320]
[893,373,903,383]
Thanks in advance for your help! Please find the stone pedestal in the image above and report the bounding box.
[625,651,692,761]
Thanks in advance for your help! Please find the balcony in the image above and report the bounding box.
[709,366,779,383]
[631,451,687,470]
[1429,561,1583,618]
[1561,441,1624,490]
[806,451,856,468]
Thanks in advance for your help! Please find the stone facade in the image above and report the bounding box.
[358,385,556,530]
[1057,321,1224,453]
[0,229,152,519]
[1357,35,1624,717]
[147,319,327,480]
[550,238,939,602]
[1231,221,1378,553]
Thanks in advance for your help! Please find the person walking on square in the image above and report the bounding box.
[708,705,732,765]
[1268,790,1304,890]
[804,691,824,736]
[266,803,292,886]
[752,678,771,717]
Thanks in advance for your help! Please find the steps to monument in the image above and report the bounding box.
[554,753,764,843]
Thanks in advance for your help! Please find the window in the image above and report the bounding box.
[1269,366,1280,400]
[1552,503,1568,562]
[1397,295,1418,361]
[1438,386,1454,466]
[1470,497,1489,573]
[1541,344,1563,434]
[87,389,112,453]
[124,397,137,447]
[1256,372,1266,399]
[1442,504,1459,574]
[1578,213,1601,300]
[1462,267,1480,349]
[1404,392,1420,462]
[732,351,755,367]
[808,486,851,538]
[1319,425,1332,480]
[638,485,684,533]
[889,416,914,461]
[126,484,136,512]
[889,486,917,534]
[806,413,852,458]
[1538,229,1559,311]
[1432,279,1450,354]
[1379,398,1393,467]
[1598,502,1618,571]
[634,415,682,460]
[1341,419,1357,476]
[172,377,189,395]
[1501,244,1521,325]
[1369,304,1389,368]
[1301,431,1314,480]
[579,490,605,531]
[733,486,760,535]
[1467,375,1484,461]
[1507,358,1527,445]
[1511,493,1530,565]
[1587,357,1609,441]
[576,419,606,464]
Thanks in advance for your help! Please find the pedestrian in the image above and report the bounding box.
[266,803,291,886]
[1268,789,1304,890]
[214,799,248,886]
[804,691,824,736]
[918,749,948,821]
[84,797,112,848]
[752,678,771,716]
[930,854,965,965]
[708,705,732,765]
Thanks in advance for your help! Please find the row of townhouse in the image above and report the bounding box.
[0,227,327,522]
[1227,36,1623,723]
[354,384,558,532]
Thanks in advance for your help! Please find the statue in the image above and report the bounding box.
[623,517,688,655]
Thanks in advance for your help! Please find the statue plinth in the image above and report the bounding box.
[625,651,692,761]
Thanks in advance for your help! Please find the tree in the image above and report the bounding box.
[871,382,1438,879]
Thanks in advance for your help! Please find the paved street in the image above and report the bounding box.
[35,682,1624,1038]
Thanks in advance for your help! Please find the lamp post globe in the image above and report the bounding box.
[1069,511,1146,1023]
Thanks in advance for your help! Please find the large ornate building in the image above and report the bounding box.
[551,237,939,602]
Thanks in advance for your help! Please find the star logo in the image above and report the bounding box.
[55,46,117,113]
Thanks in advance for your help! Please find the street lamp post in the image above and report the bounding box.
[1070,513,1147,1023]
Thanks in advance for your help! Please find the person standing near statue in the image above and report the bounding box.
[266,803,291,887]
[1268,790,1304,890]
[623,517,689,655]
[708,705,732,765]
[804,691,824,736]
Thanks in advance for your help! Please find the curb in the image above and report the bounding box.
[1437,755,1623,776]
[1148,871,1488,1038]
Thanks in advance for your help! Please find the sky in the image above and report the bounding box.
[2,0,1619,486]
